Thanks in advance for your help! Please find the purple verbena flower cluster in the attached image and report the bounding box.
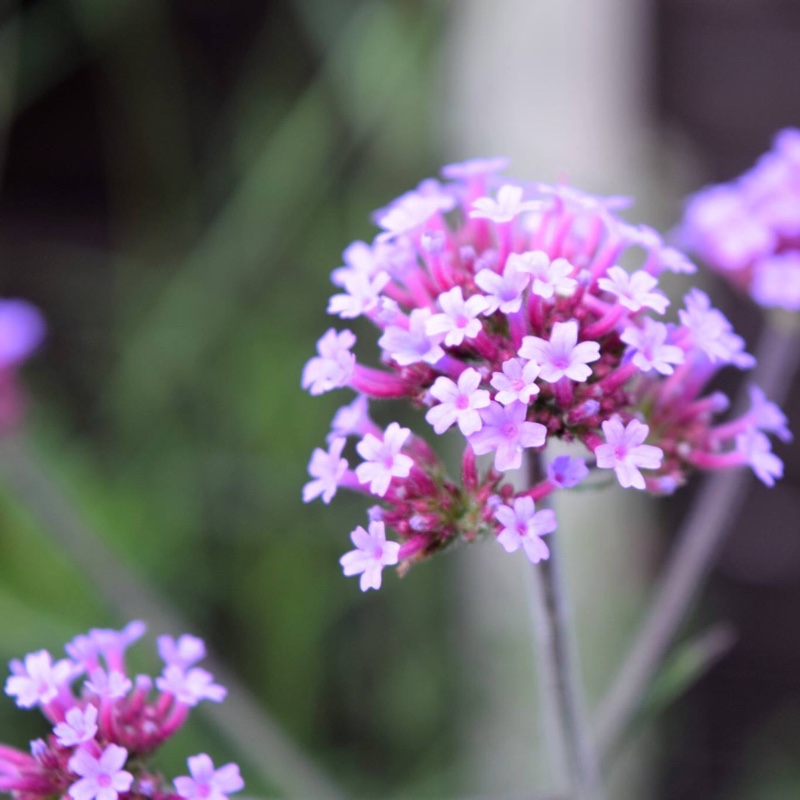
[302,158,788,590]
[1,622,244,800]
[680,128,800,310]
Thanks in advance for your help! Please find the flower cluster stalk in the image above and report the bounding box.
[595,314,800,762]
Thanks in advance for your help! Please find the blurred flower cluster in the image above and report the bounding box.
[1,622,243,800]
[680,127,800,310]
[302,158,789,590]
[0,300,46,432]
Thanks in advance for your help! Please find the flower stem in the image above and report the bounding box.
[527,451,603,799]
[594,313,800,763]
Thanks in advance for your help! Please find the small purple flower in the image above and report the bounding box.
[303,437,348,504]
[519,320,600,383]
[736,427,783,487]
[620,318,684,375]
[426,287,490,347]
[339,521,401,592]
[157,634,207,670]
[490,358,541,405]
[5,650,76,709]
[747,385,792,443]
[355,422,414,496]
[327,394,372,442]
[678,289,754,368]
[425,368,490,436]
[155,666,226,707]
[597,266,669,314]
[681,185,774,271]
[54,705,98,748]
[508,251,577,299]
[474,260,529,314]
[379,308,445,366]
[468,401,547,472]
[67,744,133,800]
[470,185,544,224]
[175,754,244,800]
[301,329,356,395]
[84,669,132,700]
[327,270,390,319]
[595,417,663,490]
[547,455,589,489]
[0,300,46,368]
[494,496,557,564]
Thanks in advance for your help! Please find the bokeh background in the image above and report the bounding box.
[0,1,799,798]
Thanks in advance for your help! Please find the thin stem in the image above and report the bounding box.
[526,452,603,799]
[594,314,800,763]
[0,432,348,800]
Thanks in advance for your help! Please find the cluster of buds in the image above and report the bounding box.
[301,158,789,590]
[1,622,244,800]
[679,127,800,310]
[0,299,45,432]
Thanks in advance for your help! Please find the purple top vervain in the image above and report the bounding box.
[1,623,243,800]
[301,158,788,590]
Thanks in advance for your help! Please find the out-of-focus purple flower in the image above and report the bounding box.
[155,666,226,707]
[175,754,244,800]
[679,128,800,310]
[54,706,98,747]
[0,300,46,368]
[736,428,783,487]
[303,437,348,504]
[301,329,356,395]
[157,634,207,671]
[5,650,75,709]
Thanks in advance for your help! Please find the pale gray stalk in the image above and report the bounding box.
[595,314,800,763]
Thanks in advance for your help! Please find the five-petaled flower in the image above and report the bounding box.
[426,368,491,436]
[339,521,401,591]
[595,417,663,490]
[355,423,414,496]
[67,744,133,800]
[519,320,600,383]
[495,496,558,563]
[175,754,245,800]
